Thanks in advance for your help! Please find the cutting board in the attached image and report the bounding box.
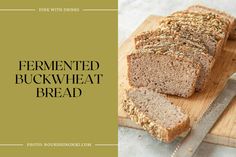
[118,15,236,147]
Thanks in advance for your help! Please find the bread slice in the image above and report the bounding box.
[187,5,236,40]
[123,87,190,143]
[135,31,206,51]
[127,50,200,97]
[159,11,229,58]
[134,31,215,91]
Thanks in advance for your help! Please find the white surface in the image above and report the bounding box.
[119,0,236,45]
[118,0,236,157]
[119,127,236,157]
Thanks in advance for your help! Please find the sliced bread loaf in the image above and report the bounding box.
[134,31,215,91]
[123,87,190,143]
[127,50,200,97]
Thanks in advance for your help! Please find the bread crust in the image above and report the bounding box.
[160,11,228,58]
[229,28,236,40]
[187,5,236,41]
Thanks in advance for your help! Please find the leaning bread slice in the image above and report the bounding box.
[127,50,200,97]
[187,5,236,40]
[135,30,206,53]
[134,31,214,91]
[123,87,190,143]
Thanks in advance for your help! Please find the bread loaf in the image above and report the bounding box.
[135,31,215,91]
[124,5,234,143]
[123,87,190,143]
[131,8,232,92]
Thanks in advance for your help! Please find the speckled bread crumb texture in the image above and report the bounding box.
[127,52,200,97]
[123,88,190,143]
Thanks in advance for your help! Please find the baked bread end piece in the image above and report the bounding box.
[123,88,190,143]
